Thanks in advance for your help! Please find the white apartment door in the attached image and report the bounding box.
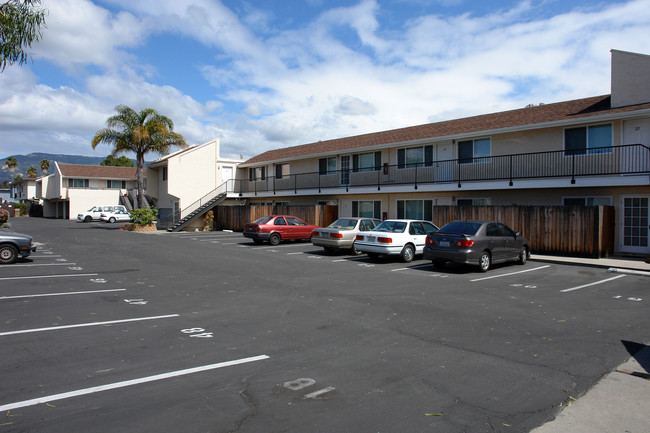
[620,195,650,255]
[622,118,650,174]
[221,166,234,192]
[435,142,453,182]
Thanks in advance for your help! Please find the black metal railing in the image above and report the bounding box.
[234,144,649,195]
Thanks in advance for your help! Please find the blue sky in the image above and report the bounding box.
[1,0,649,161]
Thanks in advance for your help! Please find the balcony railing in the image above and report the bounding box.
[234,144,649,195]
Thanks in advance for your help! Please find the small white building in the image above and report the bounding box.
[37,162,140,219]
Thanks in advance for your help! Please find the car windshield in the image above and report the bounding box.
[328,219,357,230]
[374,221,407,233]
[254,216,273,224]
[438,221,482,235]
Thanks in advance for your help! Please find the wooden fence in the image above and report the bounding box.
[214,204,615,258]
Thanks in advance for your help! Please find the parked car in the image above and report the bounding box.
[354,219,439,262]
[100,209,132,223]
[423,220,530,272]
[312,217,382,254]
[0,231,37,264]
[243,215,320,246]
[77,205,128,222]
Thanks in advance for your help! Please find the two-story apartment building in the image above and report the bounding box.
[37,162,140,219]
[233,50,650,256]
[10,177,38,204]
[146,138,242,228]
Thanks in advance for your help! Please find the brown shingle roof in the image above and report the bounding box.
[58,163,140,179]
[243,95,650,165]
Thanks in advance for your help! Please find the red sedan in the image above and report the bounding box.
[243,215,320,245]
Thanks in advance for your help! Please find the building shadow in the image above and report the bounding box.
[621,340,650,379]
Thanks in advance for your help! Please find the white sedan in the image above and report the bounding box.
[354,219,439,262]
[100,209,132,223]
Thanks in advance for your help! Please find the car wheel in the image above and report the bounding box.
[84,216,92,222]
[0,244,18,264]
[479,251,491,272]
[517,246,528,265]
[400,244,415,263]
[351,246,363,255]
[268,233,281,246]
[432,260,445,270]
[109,217,116,223]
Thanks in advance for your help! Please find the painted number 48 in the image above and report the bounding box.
[181,328,213,338]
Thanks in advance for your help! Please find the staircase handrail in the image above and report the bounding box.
[168,180,233,228]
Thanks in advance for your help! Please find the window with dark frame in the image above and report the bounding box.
[458,138,491,164]
[564,124,612,156]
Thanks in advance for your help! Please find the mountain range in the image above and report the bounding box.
[0,153,127,184]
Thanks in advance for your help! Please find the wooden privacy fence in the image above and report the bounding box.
[214,205,339,232]
[431,205,615,258]
[214,204,615,258]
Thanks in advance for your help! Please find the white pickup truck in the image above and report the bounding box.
[77,205,128,222]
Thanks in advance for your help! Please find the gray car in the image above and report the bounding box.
[423,221,530,272]
[0,231,37,264]
[311,217,381,254]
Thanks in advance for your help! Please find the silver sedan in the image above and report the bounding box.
[311,217,381,254]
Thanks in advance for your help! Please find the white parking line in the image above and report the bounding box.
[332,257,367,262]
[0,355,270,412]
[470,265,551,282]
[560,275,626,292]
[0,273,99,281]
[28,255,62,258]
[391,264,431,271]
[0,314,179,336]
[0,289,127,300]
[6,263,76,268]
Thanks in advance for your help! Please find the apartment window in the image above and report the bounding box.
[565,124,612,155]
[319,157,337,175]
[275,163,290,179]
[353,152,381,172]
[249,167,266,181]
[457,198,491,206]
[458,138,491,164]
[162,167,168,181]
[563,197,612,206]
[107,180,126,189]
[67,178,89,188]
[398,145,433,168]
[396,199,433,221]
[352,200,381,219]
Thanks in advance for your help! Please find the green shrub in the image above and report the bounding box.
[14,203,27,216]
[130,207,158,226]
[0,209,8,224]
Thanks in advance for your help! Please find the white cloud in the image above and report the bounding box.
[1,0,650,162]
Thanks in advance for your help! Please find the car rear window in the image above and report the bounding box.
[254,216,273,224]
[329,219,357,229]
[438,222,482,235]
[375,221,407,233]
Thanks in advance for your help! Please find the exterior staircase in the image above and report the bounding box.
[166,192,227,232]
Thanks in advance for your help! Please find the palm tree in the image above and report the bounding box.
[91,105,187,208]
[26,166,38,178]
[40,159,50,174]
[5,156,17,171]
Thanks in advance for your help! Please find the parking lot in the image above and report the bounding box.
[1,218,648,433]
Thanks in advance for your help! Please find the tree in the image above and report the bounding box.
[26,165,37,177]
[40,158,49,173]
[0,0,47,72]
[101,155,135,167]
[91,105,187,208]
[5,156,17,171]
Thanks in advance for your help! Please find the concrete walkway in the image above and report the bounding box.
[529,254,649,432]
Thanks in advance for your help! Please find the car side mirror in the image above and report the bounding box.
[515,232,520,238]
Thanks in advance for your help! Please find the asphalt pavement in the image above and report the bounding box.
[528,254,650,433]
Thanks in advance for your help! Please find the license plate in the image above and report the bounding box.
[321,232,329,237]
[438,240,450,247]
[367,236,376,242]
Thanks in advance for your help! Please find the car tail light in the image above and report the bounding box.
[330,233,343,239]
[456,239,474,247]
[355,234,364,241]
[425,237,434,245]
[378,237,392,244]
[257,226,263,233]
[312,230,320,237]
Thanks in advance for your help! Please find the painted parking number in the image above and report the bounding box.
[181,327,214,338]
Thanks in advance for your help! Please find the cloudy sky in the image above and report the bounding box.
[1,0,649,161]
